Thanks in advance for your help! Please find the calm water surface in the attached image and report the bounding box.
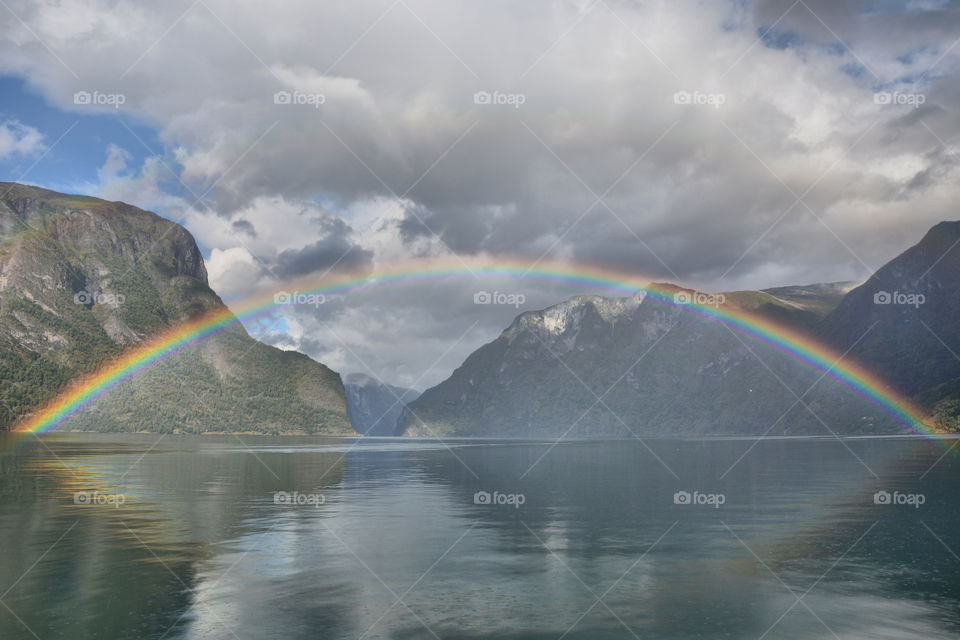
[0,433,958,639]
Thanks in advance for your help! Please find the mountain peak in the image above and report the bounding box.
[0,185,353,434]
[820,219,960,404]
[922,220,960,241]
[505,294,642,340]
[912,220,960,268]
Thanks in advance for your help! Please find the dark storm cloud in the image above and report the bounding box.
[2,0,960,384]
[273,217,373,278]
[231,219,256,237]
[3,0,954,287]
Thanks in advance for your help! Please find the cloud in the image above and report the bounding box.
[274,233,373,279]
[230,218,256,237]
[0,119,45,160]
[97,143,132,183]
[179,195,374,288]
[205,246,265,299]
[1,0,959,385]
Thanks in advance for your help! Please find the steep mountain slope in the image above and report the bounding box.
[400,290,898,438]
[344,373,419,436]
[820,221,960,429]
[401,222,960,438]
[0,183,352,434]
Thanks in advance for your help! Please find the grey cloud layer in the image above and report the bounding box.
[1,0,958,385]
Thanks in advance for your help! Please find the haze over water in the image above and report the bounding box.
[1,433,957,640]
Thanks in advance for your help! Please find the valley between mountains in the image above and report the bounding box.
[2,183,958,437]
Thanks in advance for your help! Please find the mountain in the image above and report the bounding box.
[343,373,419,436]
[820,221,960,430]
[400,223,960,438]
[707,282,852,336]
[761,281,857,317]
[753,281,857,329]
[399,288,899,438]
[0,183,353,434]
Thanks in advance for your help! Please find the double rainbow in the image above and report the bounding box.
[15,259,932,435]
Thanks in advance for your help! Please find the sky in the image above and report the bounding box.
[0,0,958,390]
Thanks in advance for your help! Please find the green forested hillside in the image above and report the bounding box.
[0,183,353,434]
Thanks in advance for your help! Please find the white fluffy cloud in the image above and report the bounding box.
[0,119,45,160]
[205,246,265,299]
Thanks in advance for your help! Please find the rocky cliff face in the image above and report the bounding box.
[401,288,897,438]
[0,183,353,434]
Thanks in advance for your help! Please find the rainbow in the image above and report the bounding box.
[15,258,934,436]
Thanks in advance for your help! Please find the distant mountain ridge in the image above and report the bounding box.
[0,183,353,434]
[762,281,858,316]
[400,226,960,437]
[344,373,419,436]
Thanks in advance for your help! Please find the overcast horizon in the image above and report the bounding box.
[2,0,959,389]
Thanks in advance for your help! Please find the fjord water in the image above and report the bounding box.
[1,434,958,639]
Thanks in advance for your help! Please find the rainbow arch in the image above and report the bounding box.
[15,258,934,436]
